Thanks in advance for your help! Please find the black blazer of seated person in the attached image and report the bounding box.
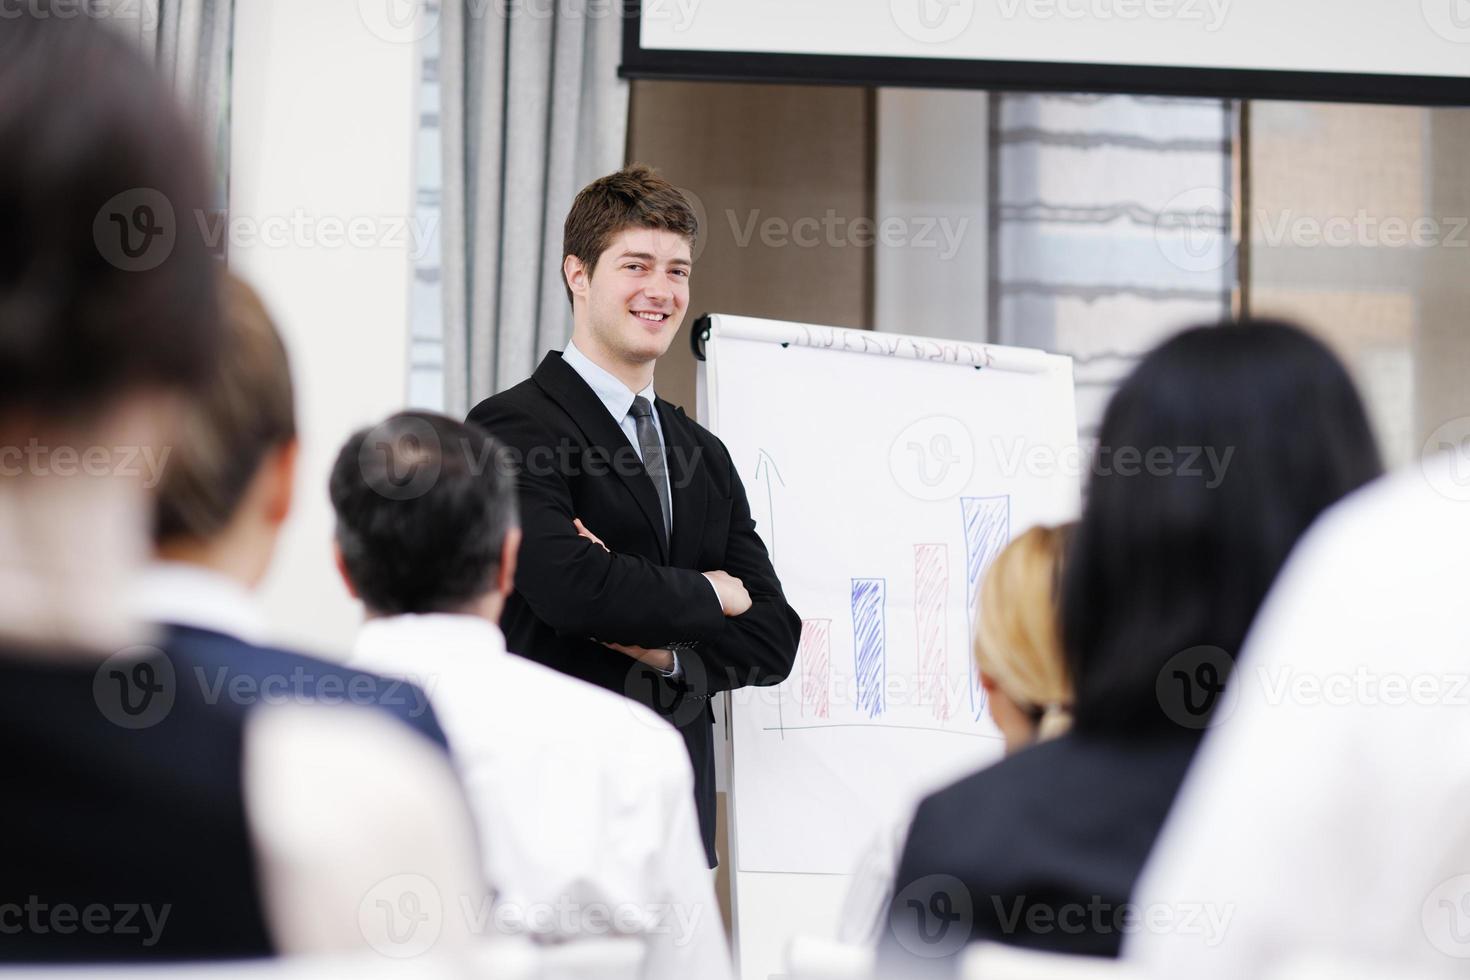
[879,321,1384,974]
[467,166,799,866]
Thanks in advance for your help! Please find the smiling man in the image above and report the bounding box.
[467,165,800,868]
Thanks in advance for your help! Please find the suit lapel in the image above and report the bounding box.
[658,399,707,569]
[533,352,669,561]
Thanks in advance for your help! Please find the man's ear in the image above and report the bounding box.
[332,539,358,600]
[498,526,522,599]
[563,254,589,304]
[979,671,998,694]
[262,438,298,527]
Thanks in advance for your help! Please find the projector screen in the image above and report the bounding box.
[623,0,1470,105]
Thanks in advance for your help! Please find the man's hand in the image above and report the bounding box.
[703,570,752,617]
[603,641,675,673]
[573,518,609,552]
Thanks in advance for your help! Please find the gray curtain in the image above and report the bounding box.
[110,0,235,209]
[439,0,629,415]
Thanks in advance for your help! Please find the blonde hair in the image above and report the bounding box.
[975,523,1075,742]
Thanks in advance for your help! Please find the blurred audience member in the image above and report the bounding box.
[331,412,733,980]
[878,320,1382,974]
[135,272,447,748]
[0,9,482,962]
[1127,451,1470,977]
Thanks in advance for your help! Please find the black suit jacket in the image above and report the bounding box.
[878,730,1203,975]
[467,351,801,864]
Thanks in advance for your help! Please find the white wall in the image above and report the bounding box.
[874,88,989,342]
[230,0,421,656]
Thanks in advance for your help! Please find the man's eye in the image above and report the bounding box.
[672,269,689,278]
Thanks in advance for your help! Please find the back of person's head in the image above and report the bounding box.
[153,273,296,549]
[1063,319,1383,736]
[330,412,519,616]
[0,8,217,424]
[976,522,1075,743]
[562,163,698,305]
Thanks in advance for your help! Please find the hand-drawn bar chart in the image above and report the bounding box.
[851,578,887,719]
[914,544,952,722]
[797,619,831,719]
[962,495,1012,719]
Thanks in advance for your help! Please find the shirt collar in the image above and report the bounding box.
[131,560,269,645]
[354,612,508,665]
[562,339,657,424]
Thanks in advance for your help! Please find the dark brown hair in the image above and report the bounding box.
[0,8,219,419]
[154,274,296,544]
[561,164,698,306]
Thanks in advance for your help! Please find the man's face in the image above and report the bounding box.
[570,226,691,370]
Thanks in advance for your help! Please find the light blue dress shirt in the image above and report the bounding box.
[561,339,674,513]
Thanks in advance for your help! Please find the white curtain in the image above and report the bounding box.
[438,0,629,415]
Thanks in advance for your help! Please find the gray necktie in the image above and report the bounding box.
[629,396,671,539]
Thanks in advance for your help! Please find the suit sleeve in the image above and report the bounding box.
[469,399,727,645]
[671,440,800,698]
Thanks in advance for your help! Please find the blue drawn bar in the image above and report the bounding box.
[961,496,1011,719]
[851,578,888,719]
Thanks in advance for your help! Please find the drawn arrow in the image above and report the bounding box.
[754,449,785,561]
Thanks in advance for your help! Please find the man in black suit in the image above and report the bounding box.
[134,274,447,749]
[468,165,800,866]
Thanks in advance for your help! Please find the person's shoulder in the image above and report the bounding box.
[500,652,688,760]
[467,375,543,422]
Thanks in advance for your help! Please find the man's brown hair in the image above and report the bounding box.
[153,273,297,544]
[562,164,698,306]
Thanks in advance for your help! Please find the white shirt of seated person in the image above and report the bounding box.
[347,609,732,980]
[1126,454,1470,979]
